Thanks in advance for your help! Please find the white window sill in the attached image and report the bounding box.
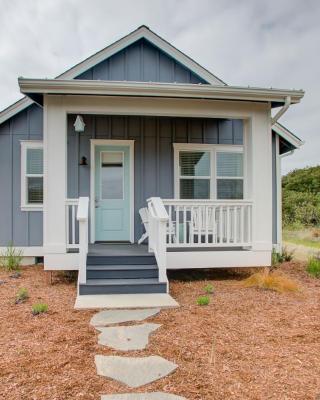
[21,205,43,212]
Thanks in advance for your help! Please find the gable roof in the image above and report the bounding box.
[272,122,304,152]
[0,25,225,125]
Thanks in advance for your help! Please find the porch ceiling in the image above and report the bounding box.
[18,78,304,108]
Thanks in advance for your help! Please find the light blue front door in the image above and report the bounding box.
[95,145,131,242]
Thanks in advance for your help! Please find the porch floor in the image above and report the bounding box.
[84,243,248,256]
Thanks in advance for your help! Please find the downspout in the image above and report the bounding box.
[271,96,292,125]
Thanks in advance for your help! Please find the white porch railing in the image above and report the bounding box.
[162,199,253,247]
[147,197,169,283]
[77,197,89,284]
[66,199,79,249]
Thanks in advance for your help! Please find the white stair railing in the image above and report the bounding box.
[77,197,89,284]
[147,197,169,283]
[163,199,253,248]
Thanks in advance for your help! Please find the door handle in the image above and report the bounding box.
[95,197,99,208]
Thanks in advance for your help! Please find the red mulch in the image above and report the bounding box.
[0,263,320,400]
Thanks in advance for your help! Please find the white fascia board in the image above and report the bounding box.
[0,25,226,125]
[19,78,305,104]
[272,122,304,149]
[0,96,33,125]
[58,26,226,85]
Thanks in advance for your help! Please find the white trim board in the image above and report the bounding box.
[272,122,304,149]
[90,139,135,244]
[0,246,44,257]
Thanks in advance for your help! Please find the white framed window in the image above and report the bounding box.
[174,143,244,200]
[21,141,44,211]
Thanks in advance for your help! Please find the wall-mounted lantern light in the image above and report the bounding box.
[74,115,86,133]
[79,156,88,166]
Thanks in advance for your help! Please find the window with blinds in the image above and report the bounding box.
[216,152,243,199]
[21,142,44,208]
[179,151,210,199]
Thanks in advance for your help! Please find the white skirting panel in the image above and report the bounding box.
[167,250,271,269]
[43,250,271,271]
[44,253,79,270]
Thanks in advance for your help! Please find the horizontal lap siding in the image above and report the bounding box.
[67,115,243,241]
[75,39,208,84]
[0,104,43,247]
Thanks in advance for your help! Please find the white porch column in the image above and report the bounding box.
[247,106,273,252]
[43,95,67,254]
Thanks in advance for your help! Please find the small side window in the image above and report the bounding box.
[21,141,43,210]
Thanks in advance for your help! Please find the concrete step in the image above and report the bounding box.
[86,264,159,279]
[79,278,167,295]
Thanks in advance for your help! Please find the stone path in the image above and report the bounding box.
[95,355,178,387]
[96,323,161,350]
[91,308,186,399]
[101,393,186,399]
[91,308,160,326]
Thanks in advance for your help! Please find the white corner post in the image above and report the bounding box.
[276,135,282,252]
[77,197,89,284]
[43,95,67,255]
[247,107,273,254]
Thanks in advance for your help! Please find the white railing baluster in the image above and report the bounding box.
[161,199,253,248]
[65,199,79,249]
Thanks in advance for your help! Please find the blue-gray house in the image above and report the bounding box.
[0,26,304,299]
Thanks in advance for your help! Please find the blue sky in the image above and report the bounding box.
[0,0,318,174]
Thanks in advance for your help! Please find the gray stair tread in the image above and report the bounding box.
[87,264,158,270]
[83,278,164,286]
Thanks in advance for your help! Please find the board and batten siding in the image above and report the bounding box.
[76,38,208,84]
[67,114,243,241]
[0,104,43,247]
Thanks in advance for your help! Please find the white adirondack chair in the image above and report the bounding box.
[189,206,218,244]
[138,207,176,244]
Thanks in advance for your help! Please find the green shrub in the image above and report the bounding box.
[0,243,23,272]
[197,295,210,306]
[32,302,48,315]
[15,288,29,303]
[203,283,214,294]
[272,247,294,267]
[306,256,320,278]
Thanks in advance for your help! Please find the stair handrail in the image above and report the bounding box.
[77,197,89,284]
[147,197,169,284]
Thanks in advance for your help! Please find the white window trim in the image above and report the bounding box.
[20,140,44,211]
[173,143,244,200]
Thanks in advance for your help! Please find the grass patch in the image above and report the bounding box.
[272,247,294,266]
[203,283,214,294]
[32,302,48,315]
[15,287,29,303]
[0,243,23,272]
[243,269,299,293]
[306,256,320,278]
[197,295,210,306]
[283,228,320,249]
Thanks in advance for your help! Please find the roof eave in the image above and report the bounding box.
[18,78,305,105]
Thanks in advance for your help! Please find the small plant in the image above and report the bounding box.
[0,243,23,272]
[32,302,48,315]
[204,283,214,294]
[306,256,320,278]
[197,295,210,306]
[15,288,29,304]
[243,269,299,293]
[272,247,294,267]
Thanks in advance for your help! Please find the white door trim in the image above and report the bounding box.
[90,139,135,244]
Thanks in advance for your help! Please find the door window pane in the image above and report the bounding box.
[27,177,43,203]
[179,151,210,176]
[217,179,243,199]
[101,152,123,200]
[180,179,210,199]
[217,152,243,177]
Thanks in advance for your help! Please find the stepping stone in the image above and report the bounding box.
[95,355,178,388]
[96,323,161,351]
[101,393,186,399]
[90,308,160,327]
